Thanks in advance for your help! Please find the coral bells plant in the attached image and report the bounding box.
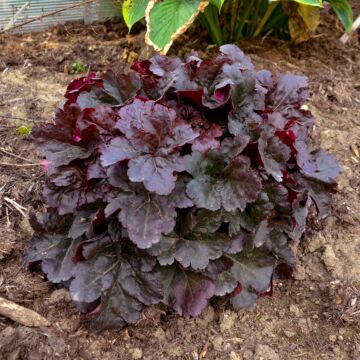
[25,45,340,330]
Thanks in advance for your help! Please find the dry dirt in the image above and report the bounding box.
[0,4,359,360]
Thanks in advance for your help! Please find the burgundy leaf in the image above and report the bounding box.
[228,248,275,309]
[102,99,198,194]
[186,152,262,212]
[111,189,177,249]
[192,124,223,153]
[149,210,229,270]
[127,154,185,195]
[258,127,291,182]
[301,149,341,184]
[220,134,250,159]
[161,265,215,317]
[100,137,138,166]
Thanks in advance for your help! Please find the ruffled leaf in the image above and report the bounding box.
[161,265,215,316]
[107,188,177,249]
[186,152,262,211]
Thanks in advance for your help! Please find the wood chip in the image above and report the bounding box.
[350,144,359,158]
[0,296,50,327]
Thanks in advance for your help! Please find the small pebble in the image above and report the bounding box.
[220,311,238,332]
[229,351,240,360]
[242,349,253,360]
[329,335,337,343]
[289,304,301,317]
[284,330,296,338]
[131,348,142,359]
[154,328,166,341]
[211,336,223,352]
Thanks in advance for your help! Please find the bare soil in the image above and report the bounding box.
[0,4,359,360]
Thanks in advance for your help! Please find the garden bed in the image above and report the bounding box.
[0,4,359,359]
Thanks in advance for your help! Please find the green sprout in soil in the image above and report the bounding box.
[69,58,87,75]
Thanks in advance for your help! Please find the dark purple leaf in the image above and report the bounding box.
[110,189,177,249]
[70,240,163,329]
[65,73,103,105]
[44,171,111,215]
[253,219,270,248]
[302,177,335,219]
[186,153,262,212]
[270,74,308,112]
[170,176,194,208]
[192,124,223,153]
[221,156,262,211]
[101,70,141,104]
[149,210,229,269]
[106,163,131,191]
[149,54,183,76]
[218,44,254,70]
[101,100,197,195]
[301,149,341,184]
[259,127,291,182]
[220,134,250,159]
[224,192,274,233]
[161,265,215,317]
[127,154,185,195]
[86,158,107,180]
[24,232,81,283]
[206,258,238,296]
[287,192,311,241]
[68,209,105,239]
[100,136,138,166]
[227,248,275,309]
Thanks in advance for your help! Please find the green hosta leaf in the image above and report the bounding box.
[328,0,353,32]
[123,0,148,30]
[210,0,225,12]
[292,0,322,6]
[145,0,209,54]
[272,0,323,6]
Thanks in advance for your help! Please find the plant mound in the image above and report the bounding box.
[25,45,340,330]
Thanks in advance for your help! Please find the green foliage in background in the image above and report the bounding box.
[121,0,353,53]
[16,125,32,136]
[69,59,87,75]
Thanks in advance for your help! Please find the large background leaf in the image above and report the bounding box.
[328,0,353,33]
[145,0,209,53]
[210,0,225,13]
[123,0,149,30]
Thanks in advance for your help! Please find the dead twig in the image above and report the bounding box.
[0,97,31,106]
[0,296,50,327]
[0,0,98,35]
[0,114,44,123]
[0,148,34,163]
[3,197,27,217]
[5,206,10,227]
[0,162,42,167]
